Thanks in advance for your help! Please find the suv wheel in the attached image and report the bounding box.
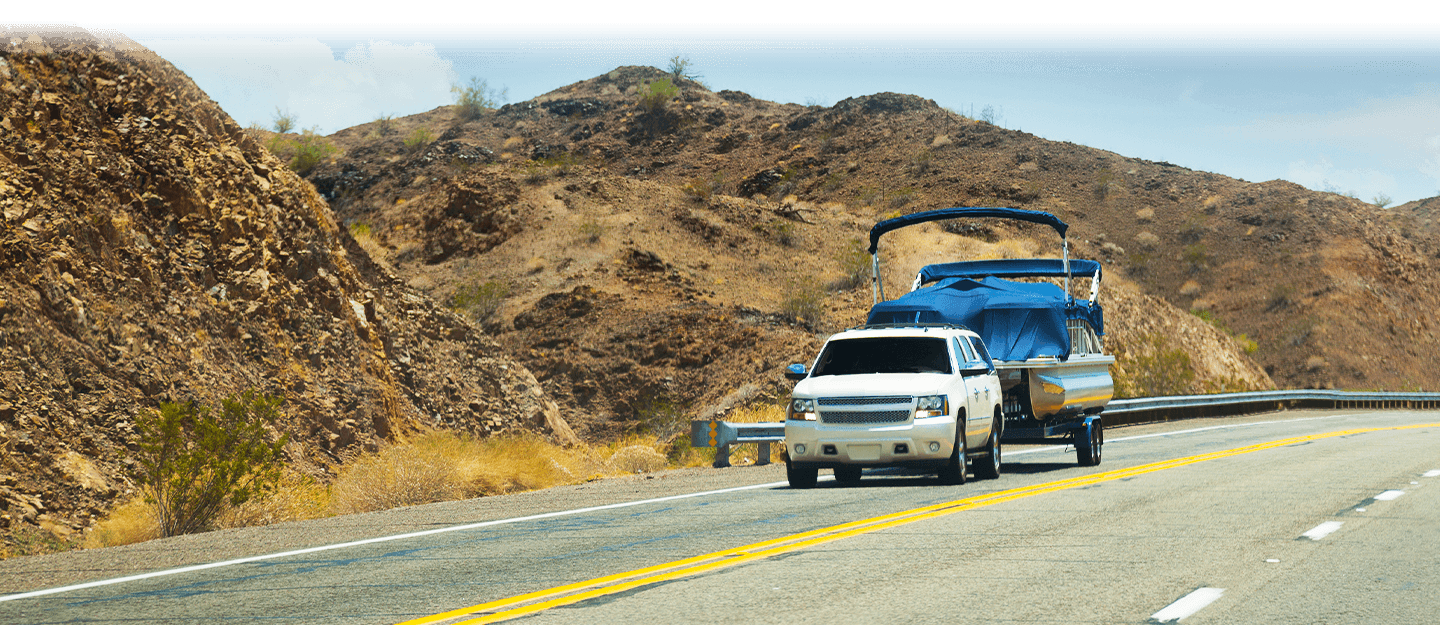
[938,429,967,485]
[973,416,1002,480]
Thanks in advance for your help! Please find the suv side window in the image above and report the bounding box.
[954,336,976,364]
[967,336,995,371]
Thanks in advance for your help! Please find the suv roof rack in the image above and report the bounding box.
[857,322,973,332]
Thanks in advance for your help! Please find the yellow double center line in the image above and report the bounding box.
[401,423,1437,625]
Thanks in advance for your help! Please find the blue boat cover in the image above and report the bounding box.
[866,276,1104,362]
[868,207,1069,254]
[918,259,1102,284]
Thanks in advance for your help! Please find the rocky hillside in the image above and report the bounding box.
[302,66,1282,439]
[0,29,574,545]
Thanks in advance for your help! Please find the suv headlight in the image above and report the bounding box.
[915,395,948,418]
[788,398,817,421]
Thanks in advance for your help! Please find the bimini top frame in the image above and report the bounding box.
[867,207,1073,305]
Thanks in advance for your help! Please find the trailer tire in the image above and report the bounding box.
[787,463,818,488]
[973,416,1002,480]
[834,466,862,483]
[1077,420,1103,467]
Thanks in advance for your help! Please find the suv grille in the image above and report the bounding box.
[818,396,912,407]
[821,410,912,424]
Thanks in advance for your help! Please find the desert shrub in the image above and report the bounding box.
[833,238,872,290]
[667,55,702,82]
[909,148,934,176]
[133,391,289,537]
[578,220,605,243]
[271,107,296,133]
[632,392,688,440]
[1135,231,1160,248]
[1372,193,1392,208]
[888,187,916,209]
[1113,335,1196,398]
[756,219,797,246]
[215,471,329,529]
[637,78,679,113]
[349,221,372,238]
[451,280,510,323]
[264,128,338,176]
[1236,334,1259,354]
[372,113,395,137]
[682,173,725,201]
[1182,242,1209,270]
[404,126,433,154]
[452,77,507,121]
[780,277,825,328]
[1094,169,1116,199]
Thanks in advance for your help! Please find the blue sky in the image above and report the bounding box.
[15,1,1440,203]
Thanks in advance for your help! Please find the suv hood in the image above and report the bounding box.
[795,373,948,399]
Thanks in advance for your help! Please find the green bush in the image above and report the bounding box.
[637,78,679,114]
[578,220,605,243]
[404,126,433,154]
[134,391,289,537]
[452,280,510,323]
[264,128,337,176]
[452,77,507,121]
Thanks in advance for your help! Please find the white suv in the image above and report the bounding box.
[783,325,1003,488]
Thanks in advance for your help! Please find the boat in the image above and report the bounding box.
[864,207,1114,463]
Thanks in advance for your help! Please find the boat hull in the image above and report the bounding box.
[998,354,1115,419]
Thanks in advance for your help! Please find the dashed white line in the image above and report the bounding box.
[1152,587,1225,622]
[1302,521,1344,540]
[1374,490,1406,501]
[1423,469,1440,478]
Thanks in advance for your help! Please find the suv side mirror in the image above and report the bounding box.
[784,363,808,381]
[961,365,992,377]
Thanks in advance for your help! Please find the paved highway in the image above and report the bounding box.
[1,410,1437,624]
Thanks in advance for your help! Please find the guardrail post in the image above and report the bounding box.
[756,442,771,466]
[714,444,731,468]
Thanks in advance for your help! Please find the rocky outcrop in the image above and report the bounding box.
[0,29,572,545]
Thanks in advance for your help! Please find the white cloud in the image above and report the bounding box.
[1285,156,1397,201]
[142,37,456,134]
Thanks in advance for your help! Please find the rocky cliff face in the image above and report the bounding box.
[0,29,572,543]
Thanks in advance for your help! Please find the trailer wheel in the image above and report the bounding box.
[834,466,862,483]
[787,463,818,489]
[1077,420,1103,467]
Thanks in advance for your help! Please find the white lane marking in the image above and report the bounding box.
[1374,490,1406,501]
[1356,508,1367,512]
[1302,521,1344,540]
[0,478,803,603]
[1424,469,1440,478]
[1152,587,1225,622]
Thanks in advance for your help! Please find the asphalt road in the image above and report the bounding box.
[2,409,1437,624]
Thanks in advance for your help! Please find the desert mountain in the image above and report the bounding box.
[302,66,1291,439]
[0,29,574,544]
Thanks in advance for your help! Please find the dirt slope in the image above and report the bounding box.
[0,29,573,544]
[304,67,1281,438]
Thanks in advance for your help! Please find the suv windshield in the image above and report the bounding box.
[811,337,952,376]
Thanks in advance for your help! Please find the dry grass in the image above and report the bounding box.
[75,426,730,551]
[84,497,160,549]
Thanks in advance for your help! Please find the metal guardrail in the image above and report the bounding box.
[690,390,1440,468]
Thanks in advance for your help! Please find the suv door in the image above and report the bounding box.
[953,336,990,445]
